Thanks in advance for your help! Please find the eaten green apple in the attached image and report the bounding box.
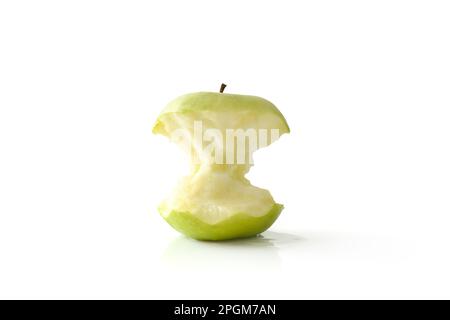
[153,85,289,241]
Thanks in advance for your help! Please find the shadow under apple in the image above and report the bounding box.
[162,231,303,272]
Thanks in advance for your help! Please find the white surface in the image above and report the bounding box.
[1,1,450,299]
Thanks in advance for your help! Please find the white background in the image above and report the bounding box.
[1,1,449,299]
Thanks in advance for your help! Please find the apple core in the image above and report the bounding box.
[153,85,289,240]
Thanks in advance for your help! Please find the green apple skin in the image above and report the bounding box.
[160,204,284,241]
[153,92,290,135]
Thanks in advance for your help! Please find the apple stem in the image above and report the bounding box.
[220,83,227,93]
